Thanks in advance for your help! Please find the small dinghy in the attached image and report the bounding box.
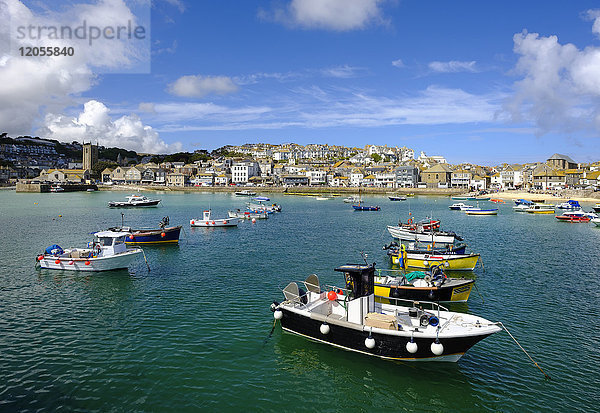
[108,194,161,208]
[464,208,498,216]
[190,210,238,227]
[36,231,142,272]
[271,263,500,361]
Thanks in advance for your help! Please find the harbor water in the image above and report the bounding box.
[1,190,599,411]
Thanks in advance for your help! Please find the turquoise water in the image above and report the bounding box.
[1,190,599,411]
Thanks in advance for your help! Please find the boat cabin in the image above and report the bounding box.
[94,231,129,256]
[334,264,376,324]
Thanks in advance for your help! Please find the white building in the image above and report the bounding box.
[305,170,326,185]
[232,161,260,184]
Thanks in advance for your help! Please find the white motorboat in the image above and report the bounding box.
[387,225,461,244]
[36,231,142,272]
[246,202,281,213]
[449,203,473,210]
[108,194,161,207]
[555,200,581,210]
[271,264,501,361]
[228,210,268,220]
[592,218,600,227]
[513,204,531,212]
[191,210,238,227]
[524,204,555,214]
[343,196,360,203]
[50,185,64,192]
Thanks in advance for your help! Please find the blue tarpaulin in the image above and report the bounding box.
[45,244,63,255]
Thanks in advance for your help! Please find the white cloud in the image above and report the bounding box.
[428,60,478,73]
[0,0,148,136]
[40,100,182,154]
[260,0,386,31]
[167,75,239,98]
[320,65,364,78]
[391,59,405,68]
[506,17,600,133]
[145,86,501,132]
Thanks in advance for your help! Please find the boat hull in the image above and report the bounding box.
[374,280,474,303]
[278,308,494,361]
[124,226,181,244]
[555,215,590,222]
[108,200,160,207]
[387,226,458,244]
[391,253,480,271]
[190,218,238,227]
[352,205,380,211]
[465,209,498,215]
[39,249,141,272]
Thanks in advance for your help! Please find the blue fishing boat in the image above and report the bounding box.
[352,203,381,211]
[514,199,534,206]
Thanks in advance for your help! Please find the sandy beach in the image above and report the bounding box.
[490,191,600,203]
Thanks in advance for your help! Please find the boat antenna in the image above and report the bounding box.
[360,251,368,265]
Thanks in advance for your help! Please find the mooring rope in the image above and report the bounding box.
[498,321,551,380]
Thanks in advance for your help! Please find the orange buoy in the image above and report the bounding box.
[191,220,195,225]
[85,261,91,265]
[54,259,60,264]
[327,290,338,301]
[212,221,215,225]
[37,255,43,261]
[129,235,134,240]
[160,232,166,238]
[68,260,74,265]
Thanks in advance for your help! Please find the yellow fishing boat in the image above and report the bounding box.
[524,204,555,214]
[388,244,480,271]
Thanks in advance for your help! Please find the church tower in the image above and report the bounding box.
[83,142,98,171]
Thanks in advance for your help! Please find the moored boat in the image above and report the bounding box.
[525,204,555,214]
[352,203,381,211]
[465,208,498,216]
[389,195,407,201]
[593,203,600,213]
[228,210,268,220]
[385,243,479,271]
[235,190,257,196]
[190,210,238,227]
[271,263,501,362]
[108,194,161,208]
[555,214,590,223]
[592,218,600,226]
[50,185,64,192]
[36,231,142,271]
[374,267,475,303]
[449,202,473,210]
[387,225,461,245]
[343,195,360,203]
[555,200,581,210]
[112,217,181,244]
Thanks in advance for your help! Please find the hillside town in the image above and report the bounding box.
[2,135,600,191]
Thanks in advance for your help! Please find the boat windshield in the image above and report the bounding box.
[98,237,113,246]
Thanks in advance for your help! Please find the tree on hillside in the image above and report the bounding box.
[91,160,118,179]
[371,153,382,163]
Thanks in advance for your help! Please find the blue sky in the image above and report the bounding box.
[3,0,600,164]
